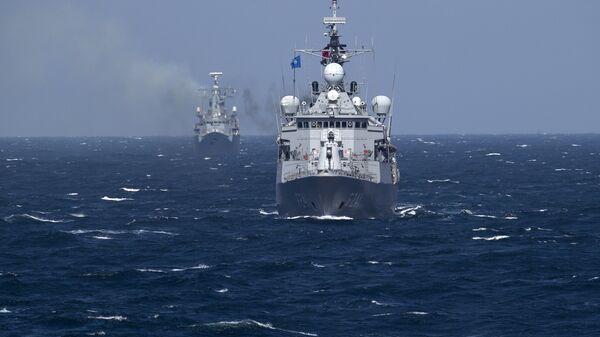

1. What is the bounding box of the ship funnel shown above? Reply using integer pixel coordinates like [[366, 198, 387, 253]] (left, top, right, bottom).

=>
[[324, 63, 344, 85], [371, 96, 392, 116], [281, 96, 300, 115]]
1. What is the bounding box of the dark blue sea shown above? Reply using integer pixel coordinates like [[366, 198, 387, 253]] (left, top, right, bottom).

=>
[[1, 135, 599, 337]]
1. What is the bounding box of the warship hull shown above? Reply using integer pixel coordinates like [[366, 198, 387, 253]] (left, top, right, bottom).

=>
[[276, 175, 397, 219], [194, 132, 240, 156]]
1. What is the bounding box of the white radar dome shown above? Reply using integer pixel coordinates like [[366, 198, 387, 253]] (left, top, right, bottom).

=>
[[327, 90, 340, 101], [280, 96, 300, 115], [352, 97, 362, 106], [371, 96, 392, 116], [323, 63, 345, 85]]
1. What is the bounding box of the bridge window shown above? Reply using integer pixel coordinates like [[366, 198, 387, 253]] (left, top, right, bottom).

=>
[[361, 121, 367, 128], [335, 121, 340, 128], [341, 121, 347, 128]]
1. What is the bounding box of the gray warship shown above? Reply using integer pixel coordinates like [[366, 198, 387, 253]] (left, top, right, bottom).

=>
[[194, 72, 240, 155], [276, 0, 399, 219]]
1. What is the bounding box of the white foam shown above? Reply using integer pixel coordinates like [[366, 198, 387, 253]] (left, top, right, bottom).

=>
[[571, 144, 581, 147], [67, 192, 79, 196], [311, 262, 325, 268], [157, 154, 165, 157], [427, 179, 459, 184], [101, 196, 133, 202], [204, 157, 211, 160], [120, 187, 140, 193], [0, 308, 11, 313], [368, 261, 380, 265], [203, 320, 317, 336], [215, 288, 229, 293], [88, 315, 127, 321], [504, 216, 518, 220], [136, 268, 166, 273], [171, 264, 210, 272], [472, 228, 488, 231], [259, 209, 278, 215], [285, 215, 353, 220], [69, 213, 87, 218], [395, 205, 422, 217], [92, 236, 112, 240], [486, 153, 501, 156], [86, 332, 106, 336], [406, 311, 429, 315], [63, 229, 177, 236], [472, 235, 510, 241], [372, 313, 393, 317], [554, 168, 569, 171], [5, 213, 69, 223], [6, 158, 23, 161], [516, 144, 529, 148]]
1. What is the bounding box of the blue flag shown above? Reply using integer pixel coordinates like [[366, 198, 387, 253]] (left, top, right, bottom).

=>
[[291, 55, 301, 69]]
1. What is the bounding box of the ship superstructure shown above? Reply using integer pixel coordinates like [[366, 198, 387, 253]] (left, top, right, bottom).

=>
[[276, 0, 399, 218], [194, 72, 240, 154]]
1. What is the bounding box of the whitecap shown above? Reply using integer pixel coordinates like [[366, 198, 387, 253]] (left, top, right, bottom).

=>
[[554, 168, 570, 172], [160, 189, 168, 192], [571, 144, 581, 147], [69, 213, 87, 218], [472, 235, 510, 241], [88, 315, 127, 321], [215, 288, 229, 293], [311, 262, 325, 268], [406, 311, 429, 315], [92, 236, 112, 240], [504, 216, 518, 220], [5, 214, 69, 223], [87, 332, 106, 336], [121, 187, 140, 193], [472, 228, 488, 231], [204, 157, 211, 160], [0, 308, 11, 313], [371, 300, 387, 306], [395, 205, 422, 217], [67, 192, 79, 196], [136, 268, 166, 273], [156, 154, 165, 157], [171, 264, 210, 272], [372, 313, 393, 317], [368, 261, 380, 265], [285, 215, 353, 220], [6, 158, 23, 162], [101, 196, 132, 202], [516, 144, 529, 148], [486, 153, 501, 156], [202, 320, 317, 336], [244, 165, 252, 168], [427, 179, 459, 184], [259, 209, 278, 215]]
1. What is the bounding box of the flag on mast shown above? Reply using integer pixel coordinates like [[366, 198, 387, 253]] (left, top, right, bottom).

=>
[[291, 55, 301, 69]]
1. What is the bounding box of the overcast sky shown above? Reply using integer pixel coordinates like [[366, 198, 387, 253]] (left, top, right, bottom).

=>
[[0, 0, 598, 136]]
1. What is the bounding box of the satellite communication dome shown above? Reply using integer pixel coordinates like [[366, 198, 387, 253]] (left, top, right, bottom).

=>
[[327, 90, 340, 101], [371, 96, 392, 115], [323, 63, 345, 85], [280, 96, 300, 115], [352, 97, 362, 106]]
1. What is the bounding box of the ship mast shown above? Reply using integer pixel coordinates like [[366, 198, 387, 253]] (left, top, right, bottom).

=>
[[296, 0, 372, 65]]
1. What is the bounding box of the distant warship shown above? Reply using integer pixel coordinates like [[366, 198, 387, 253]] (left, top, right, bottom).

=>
[[194, 72, 240, 154], [276, 0, 399, 219]]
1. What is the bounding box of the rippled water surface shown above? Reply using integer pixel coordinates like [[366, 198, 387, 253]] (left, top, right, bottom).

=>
[[1, 135, 599, 336]]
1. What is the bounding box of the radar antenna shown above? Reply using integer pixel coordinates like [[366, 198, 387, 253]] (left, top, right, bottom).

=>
[[296, 0, 372, 66]]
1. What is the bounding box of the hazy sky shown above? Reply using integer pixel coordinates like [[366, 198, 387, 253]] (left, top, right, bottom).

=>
[[0, 0, 598, 136]]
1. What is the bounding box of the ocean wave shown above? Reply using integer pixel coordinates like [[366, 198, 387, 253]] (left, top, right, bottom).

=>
[[427, 179, 460, 184], [215, 288, 229, 293], [92, 236, 112, 240], [201, 319, 317, 336], [472, 227, 488, 231], [87, 315, 127, 321], [258, 209, 278, 215], [67, 192, 79, 196], [63, 229, 178, 236], [472, 235, 510, 241], [516, 144, 529, 148], [406, 311, 429, 315], [136, 268, 166, 273], [486, 152, 501, 156], [285, 215, 353, 221], [120, 187, 140, 192], [395, 205, 423, 218], [3, 213, 70, 224], [69, 213, 87, 218], [0, 308, 11, 313], [311, 262, 325, 268], [171, 264, 210, 272], [101, 196, 133, 202], [5, 158, 23, 162]]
